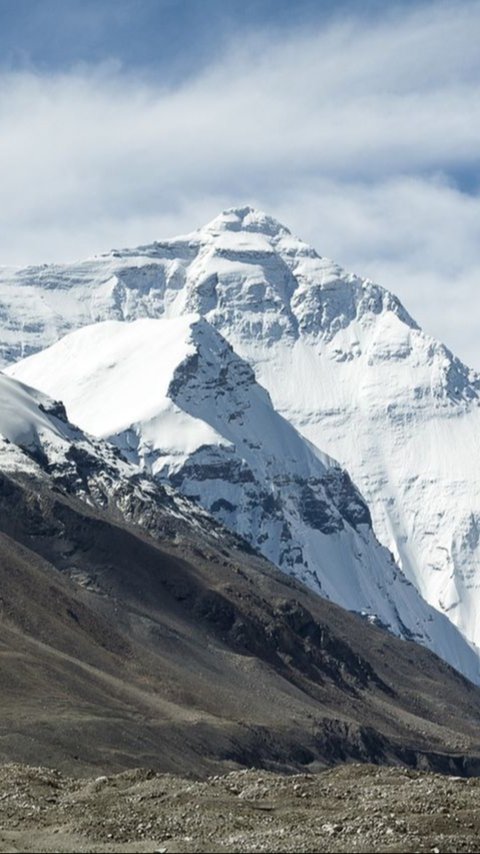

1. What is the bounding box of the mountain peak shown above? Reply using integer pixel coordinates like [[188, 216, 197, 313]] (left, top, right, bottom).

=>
[[201, 206, 291, 238]]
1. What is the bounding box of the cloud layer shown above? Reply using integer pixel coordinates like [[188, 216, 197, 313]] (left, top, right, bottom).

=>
[[1, 1, 479, 366]]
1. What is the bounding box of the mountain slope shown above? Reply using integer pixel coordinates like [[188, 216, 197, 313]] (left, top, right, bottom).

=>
[[6, 317, 480, 684], [0, 370, 248, 563], [3, 436, 480, 777], [2, 206, 480, 653], [3, 306, 480, 778]]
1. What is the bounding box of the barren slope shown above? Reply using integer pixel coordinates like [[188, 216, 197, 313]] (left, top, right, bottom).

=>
[[1, 467, 480, 778]]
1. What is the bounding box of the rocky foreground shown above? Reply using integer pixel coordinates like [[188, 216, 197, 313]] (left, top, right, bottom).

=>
[[1, 763, 479, 853]]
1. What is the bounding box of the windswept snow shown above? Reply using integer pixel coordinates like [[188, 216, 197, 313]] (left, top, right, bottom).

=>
[[13, 314, 227, 467], [0, 373, 69, 449]]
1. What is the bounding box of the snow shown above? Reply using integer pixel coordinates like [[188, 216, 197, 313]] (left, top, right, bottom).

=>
[[238, 310, 480, 651], [3, 204, 480, 679], [0, 363, 229, 572], [0, 372, 71, 448], [5, 315, 230, 473], [7, 312, 480, 684]]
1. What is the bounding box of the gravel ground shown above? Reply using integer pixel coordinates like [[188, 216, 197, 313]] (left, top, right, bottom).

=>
[[0, 762, 479, 853]]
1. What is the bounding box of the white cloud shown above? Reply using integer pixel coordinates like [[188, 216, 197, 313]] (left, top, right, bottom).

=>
[[0, 1, 479, 365]]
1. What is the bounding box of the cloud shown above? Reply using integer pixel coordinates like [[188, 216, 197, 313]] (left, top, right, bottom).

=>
[[0, 1, 479, 365]]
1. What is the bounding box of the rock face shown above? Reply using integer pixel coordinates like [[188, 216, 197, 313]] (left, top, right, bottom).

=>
[[2, 204, 480, 657], [5, 320, 480, 683]]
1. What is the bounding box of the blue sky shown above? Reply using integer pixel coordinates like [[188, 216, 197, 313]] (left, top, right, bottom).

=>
[[0, 0, 479, 366], [0, 0, 421, 76]]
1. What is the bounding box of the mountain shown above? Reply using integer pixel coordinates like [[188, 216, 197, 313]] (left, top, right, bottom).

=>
[[2, 205, 480, 653], [0, 370, 225, 543], [2, 373, 480, 776], [6, 316, 480, 684]]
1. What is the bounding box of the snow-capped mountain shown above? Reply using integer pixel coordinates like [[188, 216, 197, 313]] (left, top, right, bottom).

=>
[[6, 314, 480, 682], [2, 205, 480, 657], [0, 369, 235, 560]]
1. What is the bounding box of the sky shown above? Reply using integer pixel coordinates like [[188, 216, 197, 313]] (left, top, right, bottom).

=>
[[0, 0, 479, 367]]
